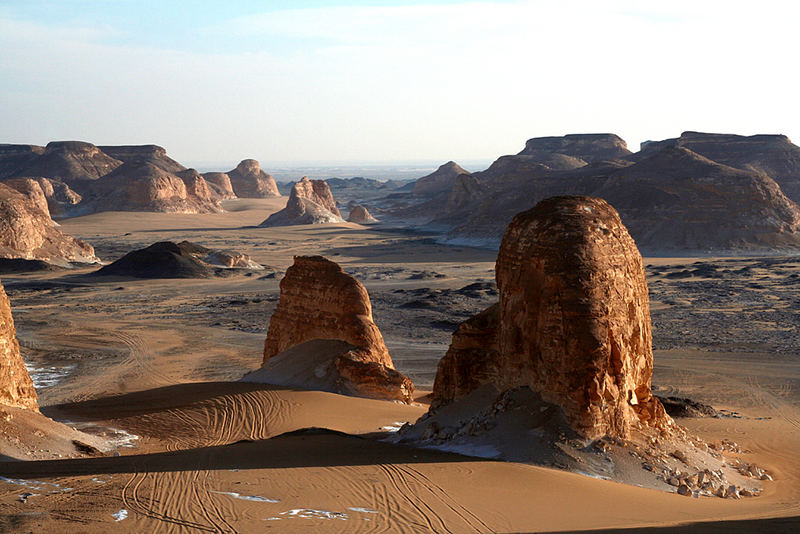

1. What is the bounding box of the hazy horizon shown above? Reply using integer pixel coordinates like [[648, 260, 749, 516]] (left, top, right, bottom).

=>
[[2, 1, 797, 165]]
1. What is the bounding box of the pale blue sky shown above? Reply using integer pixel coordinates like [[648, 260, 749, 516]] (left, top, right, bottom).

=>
[[1, 1, 798, 167]]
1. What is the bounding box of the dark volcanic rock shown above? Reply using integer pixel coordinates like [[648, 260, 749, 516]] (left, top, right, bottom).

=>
[[95, 241, 213, 279]]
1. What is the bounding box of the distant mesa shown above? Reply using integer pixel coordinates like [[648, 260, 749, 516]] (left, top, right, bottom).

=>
[[347, 204, 378, 224], [636, 131, 800, 204], [428, 132, 800, 252], [94, 241, 263, 279], [226, 159, 280, 198], [412, 161, 471, 197], [245, 255, 413, 403], [12, 141, 122, 185], [432, 197, 669, 438], [260, 177, 344, 226], [98, 144, 185, 174], [519, 133, 632, 163], [0, 182, 99, 267]]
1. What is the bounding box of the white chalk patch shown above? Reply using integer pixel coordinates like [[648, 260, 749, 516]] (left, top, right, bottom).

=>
[[280, 509, 349, 520], [211, 491, 280, 503], [64, 422, 139, 449], [347, 507, 379, 514], [264, 517, 282, 521], [0, 476, 71, 493], [24, 363, 76, 389], [112, 509, 128, 522], [381, 421, 408, 432]]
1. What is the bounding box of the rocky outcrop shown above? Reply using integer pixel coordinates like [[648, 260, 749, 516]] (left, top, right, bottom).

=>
[[226, 159, 280, 198], [95, 241, 262, 279], [264, 256, 391, 365], [258, 256, 412, 402], [260, 177, 344, 226], [202, 172, 237, 200], [433, 196, 670, 439], [519, 133, 632, 163], [32, 177, 82, 217], [3, 178, 50, 217], [0, 278, 39, 411], [413, 161, 471, 196], [0, 183, 98, 265], [347, 204, 378, 224], [85, 162, 222, 214]]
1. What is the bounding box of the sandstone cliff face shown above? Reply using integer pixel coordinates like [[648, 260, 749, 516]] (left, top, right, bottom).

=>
[[264, 256, 391, 366], [260, 177, 344, 226], [347, 204, 378, 224], [86, 163, 222, 214], [413, 161, 470, 196], [0, 278, 39, 411], [31, 177, 82, 217], [202, 172, 237, 200], [226, 159, 280, 198], [0, 183, 98, 265], [433, 196, 669, 439]]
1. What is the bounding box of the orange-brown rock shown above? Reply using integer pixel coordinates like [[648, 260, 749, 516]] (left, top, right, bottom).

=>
[[226, 159, 280, 198], [258, 256, 412, 402], [0, 183, 98, 265], [433, 196, 669, 439], [260, 177, 344, 226], [347, 204, 378, 224], [0, 278, 38, 411], [264, 256, 391, 366]]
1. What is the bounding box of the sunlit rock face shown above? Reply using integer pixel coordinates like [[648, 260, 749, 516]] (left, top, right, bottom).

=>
[[259, 177, 344, 226], [434, 196, 669, 439], [0, 278, 38, 411], [260, 255, 413, 403], [226, 159, 280, 198]]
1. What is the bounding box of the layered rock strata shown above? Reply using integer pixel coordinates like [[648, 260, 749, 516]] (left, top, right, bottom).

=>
[[260, 177, 344, 226], [0, 278, 38, 411]]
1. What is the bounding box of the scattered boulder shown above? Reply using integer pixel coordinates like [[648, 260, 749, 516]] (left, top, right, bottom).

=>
[[256, 256, 412, 402], [347, 204, 378, 224], [226, 159, 280, 198], [0, 277, 38, 411], [260, 177, 344, 226], [94, 241, 261, 279], [433, 196, 670, 439], [657, 396, 719, 418], [0, 183, 98, 265]]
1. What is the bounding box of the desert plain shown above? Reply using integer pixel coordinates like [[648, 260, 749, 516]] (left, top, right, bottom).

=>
[[0, 197, 797, 533]]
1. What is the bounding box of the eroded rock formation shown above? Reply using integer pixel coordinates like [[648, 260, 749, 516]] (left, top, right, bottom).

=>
[[433, 196, 669, 439], [202, 172, 237, 200], [260, 177, 344, 226], [258, 256, 412, 402], [3, 178, 50, 217], [226, 159, 280, 198], [0, 278, 38, 411], [347, 204, 378, 224], [413, 161, 471, 196], [0, 183, 98, 265]]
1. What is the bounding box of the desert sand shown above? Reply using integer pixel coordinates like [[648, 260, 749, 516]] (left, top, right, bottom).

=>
[[1, 198, 799, 532]]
